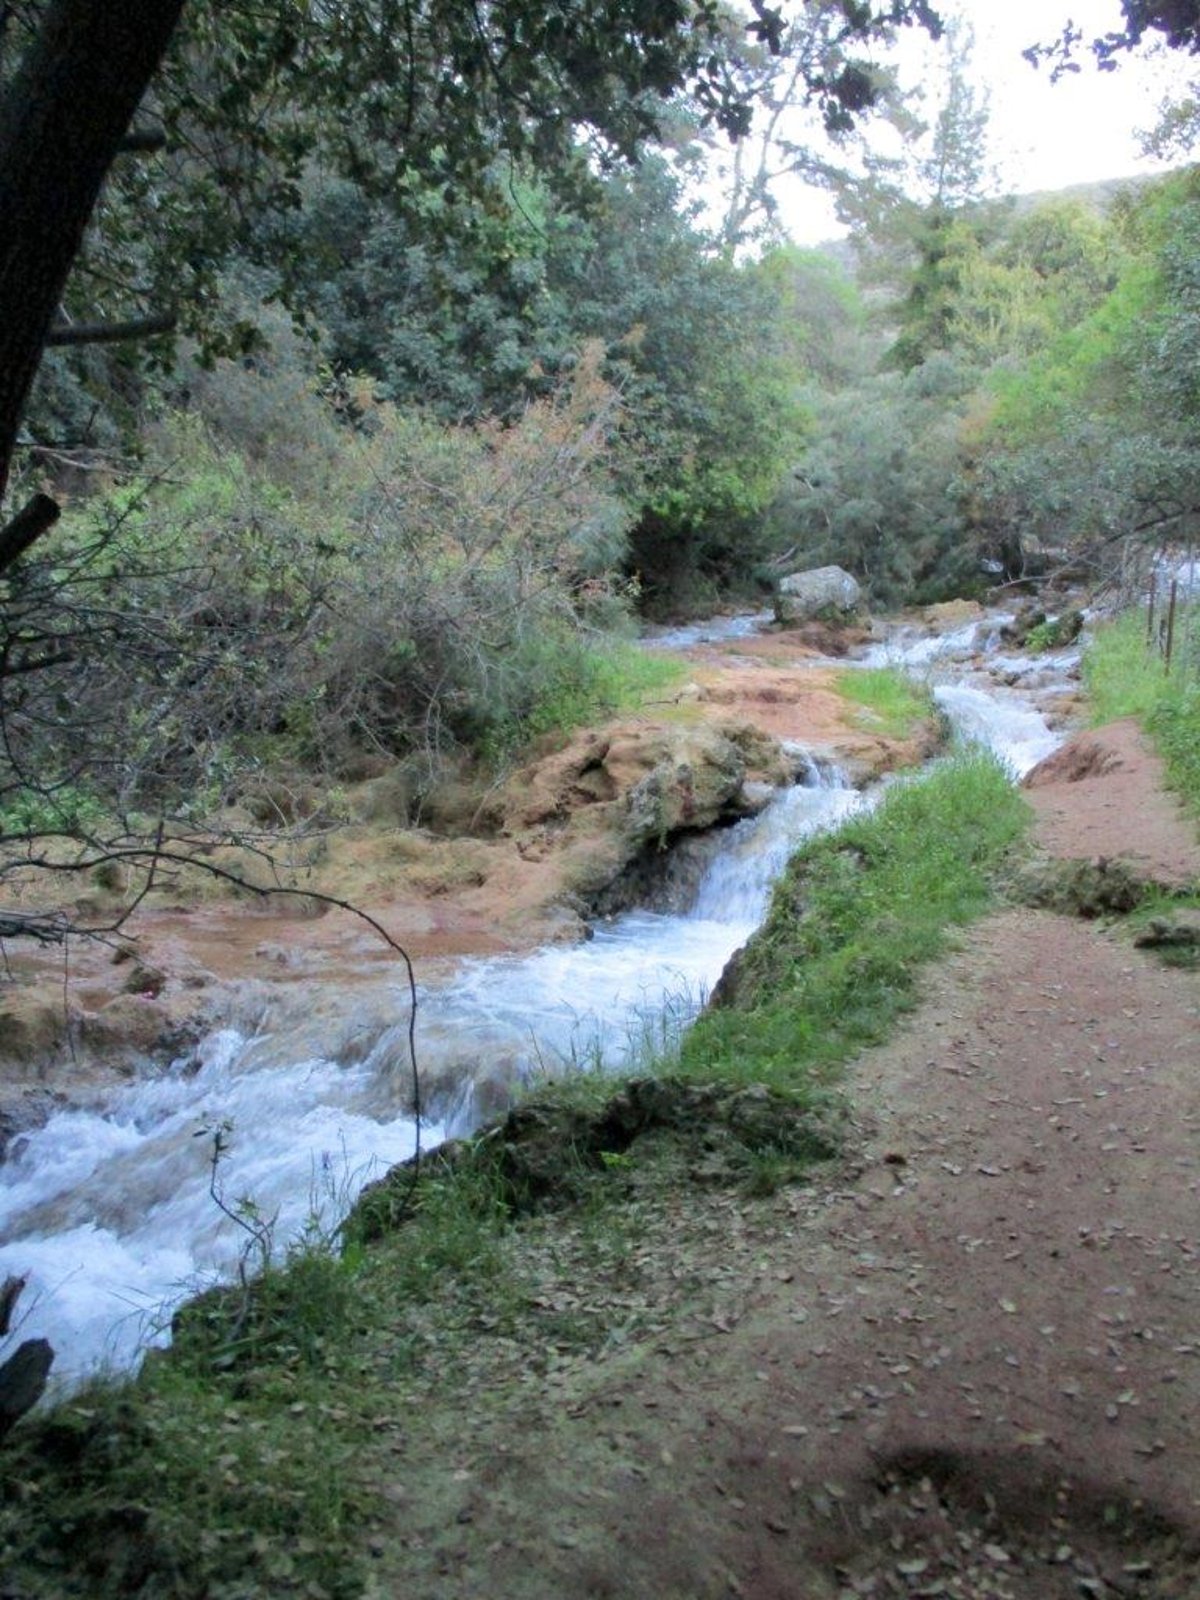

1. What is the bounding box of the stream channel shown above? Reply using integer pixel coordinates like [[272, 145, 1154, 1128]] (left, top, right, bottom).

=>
[[0, 614, 1080, 1386]]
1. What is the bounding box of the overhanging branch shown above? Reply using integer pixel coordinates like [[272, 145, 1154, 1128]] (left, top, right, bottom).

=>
[[46, 312, 176, 348], [0, 493, 60, 576]]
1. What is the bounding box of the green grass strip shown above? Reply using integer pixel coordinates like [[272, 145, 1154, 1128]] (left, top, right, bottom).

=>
[[680, 751, 1029, 1089], [0, 752, 1029, 1600], [1084, 608, 1200, 821]]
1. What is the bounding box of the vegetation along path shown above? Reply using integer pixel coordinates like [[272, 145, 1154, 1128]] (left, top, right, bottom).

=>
[[2, 647, 1198, 1600], [362, 723, 1200, 1600]]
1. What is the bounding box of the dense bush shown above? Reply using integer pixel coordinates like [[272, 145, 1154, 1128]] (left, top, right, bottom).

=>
[[0, 346, 643, 839]]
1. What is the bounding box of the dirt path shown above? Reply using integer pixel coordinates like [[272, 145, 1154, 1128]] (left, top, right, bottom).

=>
[[374, 725, 1200, 1600]]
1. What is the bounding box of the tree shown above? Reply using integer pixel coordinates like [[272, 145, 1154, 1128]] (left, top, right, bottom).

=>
[[0, 1, 187, 566], [0, 0, 949, 581], [1028, 1, 1200, 76], [695, 13, 917, 252]]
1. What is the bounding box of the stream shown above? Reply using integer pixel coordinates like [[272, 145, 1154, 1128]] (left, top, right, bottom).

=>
[[0, 612, 1078, 1385]]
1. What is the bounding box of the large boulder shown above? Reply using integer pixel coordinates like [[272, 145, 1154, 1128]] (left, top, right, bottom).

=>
[[774, 565, 863, 625]]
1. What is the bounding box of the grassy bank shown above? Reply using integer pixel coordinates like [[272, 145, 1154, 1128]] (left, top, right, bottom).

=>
[[835, 666, 939, 740], [0, 753, 1029, 1599], [1084, 607, 1200, 819], [682, 752, 1028, 1091]]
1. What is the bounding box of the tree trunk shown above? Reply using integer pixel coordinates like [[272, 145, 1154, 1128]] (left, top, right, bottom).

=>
[[0, 0, 187, 519]]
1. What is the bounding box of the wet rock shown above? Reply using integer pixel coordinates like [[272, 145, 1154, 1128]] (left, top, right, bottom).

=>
[[0, 1088, 68, 1161], [923, 598, 984, 631], [774, 565, 863, 625], [776, 619, 873, 656], [76, 995, 200, 1073], [587, 831, 726, 918], [1001, 606, 1084, 651], [0, 991, 71, 1077], [621, 732, 745, 845], [0, 1335, 53, 1439], [1024, 735, 1124, 787]]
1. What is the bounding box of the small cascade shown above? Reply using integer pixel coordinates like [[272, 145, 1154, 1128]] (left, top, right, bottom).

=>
[[417, 762, 863, 1090], [642, 610, 774, 651], [861, 609, 1069, 778], [0, 1028, 438, 1382], [860, 615, 1011, 669], [689, 760, 859, 927], [0, 603, 1085, 1387], [0, 760, 860, 1384], [934, 683, 1062, 779]]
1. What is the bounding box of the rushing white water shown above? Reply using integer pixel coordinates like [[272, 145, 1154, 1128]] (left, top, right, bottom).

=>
[[862, 614, 1067, 779], [0, 762, 860, 1385], [643, 610, 775, 650], [860, 615, 1009, 669], [0, 604, 1077, 1387], [0, 1028, 442, 1382], [419, 767, 863, 1124], [933, 684, 1061, 779]]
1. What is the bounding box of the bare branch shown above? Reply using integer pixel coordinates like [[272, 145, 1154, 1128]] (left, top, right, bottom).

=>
[[46, 313, 176, 348]]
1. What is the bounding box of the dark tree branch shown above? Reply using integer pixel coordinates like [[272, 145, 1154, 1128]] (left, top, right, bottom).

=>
[[116, 123, 167, 154], [0, 494, 60, 577], [46, 313, 177, 348], [0, 0, 187, 502]]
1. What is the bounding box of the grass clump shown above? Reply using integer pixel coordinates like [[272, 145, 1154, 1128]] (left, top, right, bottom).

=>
[[1084, 608, 1200, 819], [0, 1244, 379, 1599], [481, 636, 685, 761], [682, 752, 1029, 1089], [835, 666, 938, 740]]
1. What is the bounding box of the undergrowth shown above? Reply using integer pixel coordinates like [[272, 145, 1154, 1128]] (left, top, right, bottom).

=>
[[480, 637, 685, 762], [1084, 607, 1200, 819], [0, 751, 1029, 1599]]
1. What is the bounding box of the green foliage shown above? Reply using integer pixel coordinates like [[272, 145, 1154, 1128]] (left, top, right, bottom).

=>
[[835, 667, 937, 739], [256, 155, 810, 618], [1084, 611, 1172, 722], [1085, 607, 1200, 818], [767, 350, 981, 606], [969, 173, 1200, 573], [0, 783, 110, 843], [682, 753, 1029, 1086], [5, 0, 941, 480], [2, 345, 645, 839], [479, 637, 684, 761]]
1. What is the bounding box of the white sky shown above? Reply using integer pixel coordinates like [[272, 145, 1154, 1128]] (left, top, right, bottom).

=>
[[779, 0, 1195, 243]]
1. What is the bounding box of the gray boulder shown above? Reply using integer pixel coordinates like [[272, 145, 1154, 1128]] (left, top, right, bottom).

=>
[[774, 564, 862, 624]]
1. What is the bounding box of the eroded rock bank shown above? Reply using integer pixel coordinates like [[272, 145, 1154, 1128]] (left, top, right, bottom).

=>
[[0, 631, 941, 1131]]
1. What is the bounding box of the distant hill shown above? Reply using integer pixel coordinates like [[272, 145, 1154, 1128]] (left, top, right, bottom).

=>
[[1007, 172, 1160, 214], [804, 170, 1172, 271]]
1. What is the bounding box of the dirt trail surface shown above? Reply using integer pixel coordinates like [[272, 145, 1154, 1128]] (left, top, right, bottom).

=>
[[376, 726, 1200, 1600]]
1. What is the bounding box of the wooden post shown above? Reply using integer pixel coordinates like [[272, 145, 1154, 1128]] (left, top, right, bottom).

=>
[[1146, 568, 1157, 647], [1164, 579, 1179, 673]]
